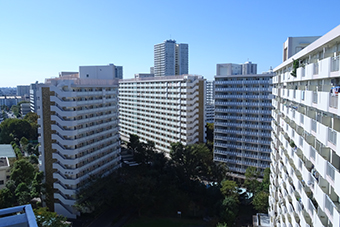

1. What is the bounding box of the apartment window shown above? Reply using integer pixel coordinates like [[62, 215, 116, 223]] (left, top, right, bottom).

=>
[[292, 110, 295, 119], [310, 147, 316, 162], [328, 128, 337, 145], [327, 162, 335, 181], [311, 120, 317, 132], [299, 136, 303, 147], [300, 114, 304, 124], [301, 90, 305, 100]]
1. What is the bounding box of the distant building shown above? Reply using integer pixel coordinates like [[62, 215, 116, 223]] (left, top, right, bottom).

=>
[[37, 66, 121, 218], [214, 62, 273, 177], [79, 64, 123, 79], [154, 40, 188, 77], [205, 80, 215, 123], [30, 81, 39, 113], [134, 73, 154, 79], [0, 96, 24, 108], [119, 75, 206, 154], [216, 61, 257, 76], [20, 102, 31, 117], [0, 145, 16, 189], [17, 85, 30, 97]]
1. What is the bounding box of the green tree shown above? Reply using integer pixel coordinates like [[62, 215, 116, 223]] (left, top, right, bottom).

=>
[[206, 122, 214, 143], [260, 168, 270, 192], [220, 196, 239, 226], [24, 112, 38, 124], [10, 159, 36, 186], [15, 182, 31, 205], [0, 187, 15, 208], [252, 191, 269, 213], [0, 118, 37, 143], [220, 180, 238, 199], [244, 166, 260, 194], [34, 207, 70, 227], [127, 134, 141, 152]]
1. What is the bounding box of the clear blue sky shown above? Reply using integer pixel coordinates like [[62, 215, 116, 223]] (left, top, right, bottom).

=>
[[1, 0, 339, 87]]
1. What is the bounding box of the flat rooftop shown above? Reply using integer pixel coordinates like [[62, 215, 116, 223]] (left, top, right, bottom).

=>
[[0, 145, 16, 158]]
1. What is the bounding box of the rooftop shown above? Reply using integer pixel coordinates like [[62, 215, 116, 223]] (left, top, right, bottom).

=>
[[0, 145, 16, 158]]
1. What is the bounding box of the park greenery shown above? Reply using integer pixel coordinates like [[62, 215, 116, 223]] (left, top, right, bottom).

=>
[[76, 134, 270, 226], [0, 112, 69, 226]]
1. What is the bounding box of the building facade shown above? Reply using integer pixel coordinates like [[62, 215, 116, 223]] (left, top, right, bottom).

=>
[[30, 81, 39, 113], [119, 75, 205, 154], [37, 67, 121, 218], [154, 40, 188, 77], [205, 80, 215, 123], [17, 85, 30, 97], [270, 25, 340, 226], [214, 62, 273, 177]]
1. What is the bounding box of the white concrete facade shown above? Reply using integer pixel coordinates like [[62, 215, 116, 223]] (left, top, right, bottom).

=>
[[205, 80, 215, 123], [214, 70, 273, 176], [37, 68, 121, 218], [119, 75, 206, 154], [270, 25, 340, 227]]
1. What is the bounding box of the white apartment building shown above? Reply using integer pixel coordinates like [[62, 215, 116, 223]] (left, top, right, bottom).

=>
[[214, 63, 273, 177], [154, 40, 188, 77], [37, 66, 121, 218], [270, 25, 340, 227], [119, 75, 205, 153], [205, 80, 215, 123]]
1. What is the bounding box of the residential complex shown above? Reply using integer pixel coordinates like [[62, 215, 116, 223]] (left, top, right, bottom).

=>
[[119, 74, 206, 154], [17, 85, 30, 97], [154, 40, 188, 77], [37, 65, 121, 218], [205, 80, 215, 123], [214, 62, 273, 177], [270, 25, 340, 226]]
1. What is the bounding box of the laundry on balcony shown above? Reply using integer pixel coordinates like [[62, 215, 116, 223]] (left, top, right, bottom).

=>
[[330, 86, 340, 96]]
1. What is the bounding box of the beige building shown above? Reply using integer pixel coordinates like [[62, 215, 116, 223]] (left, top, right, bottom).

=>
[[37, 66, 121, 218]]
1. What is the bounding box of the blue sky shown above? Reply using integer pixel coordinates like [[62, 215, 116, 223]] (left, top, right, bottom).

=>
[[1, 0, 339, 87]]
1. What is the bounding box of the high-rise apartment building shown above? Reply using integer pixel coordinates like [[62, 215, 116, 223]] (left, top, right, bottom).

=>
[[119, 75, 205, 154], [37, 66, 121, 218], [154, 40, 188, 77], [270, 25, 340, 227], [17, 85, 30, 97], [216, 61, 257, 76], [205, 80, 215, 123], [214, 62, 273, 177], [30, 81, 39, 113]]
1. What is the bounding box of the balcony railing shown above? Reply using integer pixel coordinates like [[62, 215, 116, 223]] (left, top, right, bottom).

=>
[[328, 128, 337, 145], [331, 56, 339, 72], [329, 94, 338, 109], [313, 62, 319, 75], [311, 120, 317, 132], [312, 91, 318, 104]]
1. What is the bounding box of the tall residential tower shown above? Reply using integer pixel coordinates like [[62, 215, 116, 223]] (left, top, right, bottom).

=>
[[214, 62, 273, 177], [37, 65, 121, 218], [154, 40, 188, 77]]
